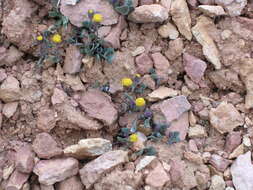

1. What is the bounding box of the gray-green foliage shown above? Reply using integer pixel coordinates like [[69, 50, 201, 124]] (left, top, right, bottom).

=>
[[108, 0, 134, 15]]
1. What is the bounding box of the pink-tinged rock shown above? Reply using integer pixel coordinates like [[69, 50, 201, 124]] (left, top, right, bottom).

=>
[[145, 162, 170, 188], [6, 169, 29, 190], [199, 0, 215, 4], [2, 0, 35, 52], [51, 88, 67, 105], [231, 151, 253, 190], [32, 133, 62, 159], [79, 89, 118, 126], [183, 53, 207, 84], [56, 176, 83, 190], [128, 4, 168, 23], [15, 145, 34, 174], [33, 158, 79, 185], [40, 184, 54, 190], [187, 0, 198, 7], [79, 150, 128, 189], [2, 102, 18, 118], [60, 0, 118, 27], [225, 132, 242, 153], [135, 53, 153, 75], [0, 69, 7, 82], [63, 45, 82, 74], [188, 139, 199, 152], [166, 112, 189, 141], [209, 102, 244, 134], [141, 75, 156, 90], [184, 151, 203, 164], [140, 0, 154, 5], [104, 16, 127, 49], [165, 38, 184, 61], [37, 108, 56, 132], [169, 160, 184, 186], [151, 52, 170, 83], [215, 0, 247, 16], [209, 154, 231, 172], [0, 76, 21, 103], [0, 46, 24, 66]]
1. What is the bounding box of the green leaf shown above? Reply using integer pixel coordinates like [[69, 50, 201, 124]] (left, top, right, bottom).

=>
[[168, 131, 181, 145]]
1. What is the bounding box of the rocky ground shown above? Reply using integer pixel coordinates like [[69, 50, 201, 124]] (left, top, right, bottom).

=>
[[0, 0, 253, 189]]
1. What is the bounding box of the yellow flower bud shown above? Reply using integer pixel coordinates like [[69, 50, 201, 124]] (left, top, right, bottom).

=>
[[92, 13, 103, 23], [37, 35, 43, 41], [88, 9, 94, 14], [135, 97, 146, 107], [51, 34, 62, 43], [121, 78, 133, 87], [135, 74, 141, 78], [129, 133, 138, 143]]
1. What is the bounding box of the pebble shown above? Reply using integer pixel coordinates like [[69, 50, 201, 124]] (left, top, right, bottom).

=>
[[158, 22, 179, 39], [229, 144, 244, 159], [221, 30, 232, 40], [147, 86, 178, 102], [0, 76, 21, 103], [210, 175, 225, 190], [131, 46, 145, 57], [243, 135, 251, 147], [198, 5, 226, 17], [2, 102, 18, 118], [188, 125, 206, 138], [135, 156, 156, 173]]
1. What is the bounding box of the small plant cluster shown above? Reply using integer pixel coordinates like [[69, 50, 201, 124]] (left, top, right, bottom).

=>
[[117, 75, 181, 156], [68, 10, 115, 64], [108, 0, 134, 16]]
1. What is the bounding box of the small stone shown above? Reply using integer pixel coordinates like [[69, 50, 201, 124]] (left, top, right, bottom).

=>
[[231, 151, 253, 190], [189, 111, 197, 126], [243, 136, 251, 147], [79, 150, 128, 189], [64, 75, 85, 91], [40, 185, 54, 190], [135, 53, 154, 75], [225, 132, 242, 153], [151, 52, 170, 83], [34, 158, 79, 185], [229, 144, 244, 159], [221, 30, 232, 40], [56, 176, 83, 190], [141, 75, 156, 90], [165, 38, 184, 61], [51, 88, 67, 105], [2, 102, 18, 118], [0, 69, 7, 82], [3, 164, 15, 180], [37, 108, 56, 132], [188, 125, 206, 138], [64, 138, 112, 159], [183, 53, 207, 84], [65, 0, 79, 5], [198, 5, 226, 17], [132, 132, 147, 151], [171, 0, 192, 40], [131, 46, 145, 57], [128, 5, 169, 23], [210, 175, 225, 190], [158, 22, 179, 39], [209, 102, 244, 134], [145, 162, 170, 188], [32, 133, 62, 159], [79, 89, 118, 126], [192, 16, 221, 69], [16, 145, 34, 174], [0, 76, 21, 103], [188, 139, 199, 152], [209, 154, 231, 172], [135, 156, 156, 173], [215, 0, 247, 16], [6, 169, 29, 190], [148, 86, 178, 102], [63, 45, 82, 74], [184, 151, 203, 164], [97, 26, 111, 38]]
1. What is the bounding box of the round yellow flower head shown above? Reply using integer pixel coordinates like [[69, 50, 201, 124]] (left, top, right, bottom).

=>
[[92, 13, 103, 23], [88, 9, 94, 14], [37, 35, 43, 41], [51, 34, 62, 43], [121, 78, 133, 87], [135, 97, 146, 107], [129, 133, 138, 143], [135, 74, 141, 78]]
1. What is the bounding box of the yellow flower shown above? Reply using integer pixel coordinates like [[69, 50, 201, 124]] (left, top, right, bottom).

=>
[[92, 13, 103, 23], [88, 9, 94, 14], [37, 35, 43, 41], [135, 74, 141, 78], [135, 97, 146, 107], [51, 34, 62, 43], [129, 133, 138, 143], [121, 78, 133, 87]]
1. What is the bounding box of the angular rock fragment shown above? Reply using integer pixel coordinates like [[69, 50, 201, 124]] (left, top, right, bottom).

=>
[[6, 169, 29, 190], [158, 22, 179, 39], [34, 158, 79, 185], [37, 108, 56, 132], [135, 53, 154, 75], [215, 0, 247, 16], [79, 150, 128, 189], [56, 176, 83, 190], [198, 5, 226, 17], [63, 45, 82, 74], [209, 154, 231, 172], [128, 5, 168, 23], [0, 76, 21, 103], [16, 145, 34, 174], [64, 138, 112, 159], [2, 102, 18, 118], [148, 86, 178, 102]]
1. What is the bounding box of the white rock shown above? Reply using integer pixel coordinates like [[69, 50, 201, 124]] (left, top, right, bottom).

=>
[[131, 46, 145, 57], [198, 5, 226, 17], [158, 22, 179, 39], [210, 175, 225, 190], [243, 136, 251, 147], [148, 86, 178, 102], [188, 125, 206, 138], [135, 156, 156, 173], [231, 151, 253, 190], [2, 102, 18, 118], [65, 0, 79, 5]]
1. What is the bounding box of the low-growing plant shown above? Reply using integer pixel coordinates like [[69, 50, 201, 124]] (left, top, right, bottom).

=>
[[108, 0, 134, 15]]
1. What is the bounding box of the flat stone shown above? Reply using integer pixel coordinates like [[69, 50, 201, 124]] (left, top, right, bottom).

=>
[[2, 102, 18, 118], [128, 4, 168, 23], [32, 133, 62, 159], [135, 156, 156, 173], [231, 152, 253, 190], [148, 86, 178, 102], [6, 169, 29, 190], [171, 0, 192, 40], [225, 132, 242, 153], [37, 108, 56, 132], [79, 150, 128, 189], [64, 138, 112, 159], [60, 0, 118, 27], [33, 158, 79, 185], [229, 144, 244, 159], [56, 176, 83, 190], [164, 38, 184, 61], [79, 89, 118, 126], [135, 53, 154, 75], [184, 151, 203, 164], [151, 52, 170, 83], [198, 5, 226, 17], [209, 154, 231, 172], [192, 16, 221, 69], [15, 145, 34, 174], [131, 46, 145, 57], [209, 102, 244, 134], [63, 45, 82, 74]]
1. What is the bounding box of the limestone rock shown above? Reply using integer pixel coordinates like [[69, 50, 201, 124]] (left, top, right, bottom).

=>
[[64, 138, 112, 159], [128, 4, 168, 23], [198, 5, 226, 17], [171, 0, 192, 40]]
